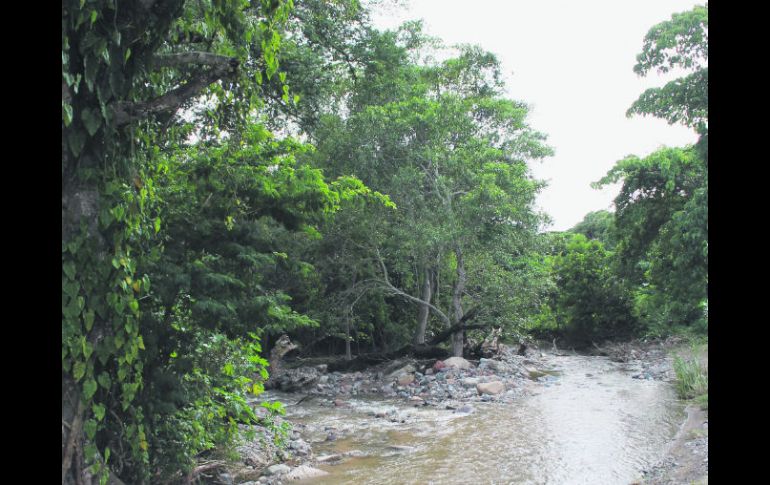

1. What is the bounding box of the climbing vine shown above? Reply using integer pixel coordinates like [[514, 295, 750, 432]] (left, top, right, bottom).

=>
[[62, 0, 296, 482]]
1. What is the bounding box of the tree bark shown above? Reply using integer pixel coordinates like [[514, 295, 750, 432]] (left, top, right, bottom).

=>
[[62, 396, 86, 484], [426, 307, 482, 346], [451, 245, 466, 357], [344, 312, 352, 361], [112, 59, 238, 126], [412, 266, 433, 345]]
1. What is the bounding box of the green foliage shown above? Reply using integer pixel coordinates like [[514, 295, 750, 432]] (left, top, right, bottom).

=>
[[570, 210, 616, 250], [628, 4, 708, 134], [673, 349, 708, 401], [62, 0, 303, 482], [545, 234, 638, 345], [299, 27, 552, 349], [144, 332, 280, 480], [593, 4, 708, 336]]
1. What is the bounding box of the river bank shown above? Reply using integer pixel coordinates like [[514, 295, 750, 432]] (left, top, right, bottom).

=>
[[591, 337, 708, 485], [209, 338, 706, 484]]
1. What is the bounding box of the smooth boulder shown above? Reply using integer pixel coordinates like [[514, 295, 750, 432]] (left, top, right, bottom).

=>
[[285, 465, 329, 480], [442, 357, 473, 370], [476, 381, 505, 395]]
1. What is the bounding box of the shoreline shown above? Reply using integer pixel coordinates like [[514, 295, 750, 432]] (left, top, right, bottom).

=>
[[219, 338, 708, 484]]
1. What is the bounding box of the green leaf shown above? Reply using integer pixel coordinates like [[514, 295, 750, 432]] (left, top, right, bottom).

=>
[[83, 378, 98, 400], [68, 130, 86, 157], [93, 403, 106, 421], [81, 107, 102, 136], [84, 418, 97, 440], [63, 261, 77, 280], [84, 310, 95, 331], [64, 281, 79, 299], [63, 103, 73, 126], [73, 361, 86, 381], [154, 216, 161, 234], [97, 372, 112, 389], [83, 340, 94, 359]]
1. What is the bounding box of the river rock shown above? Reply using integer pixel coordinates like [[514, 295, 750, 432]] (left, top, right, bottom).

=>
[[381, 383, 396, 396], [479, 358, 508, 372], [274, 367, 322, 392], [237, 441, 274, 468], [461, 377, 480, 387], [456, 404, 475, 414], [443, 357, 473, 370], [288, 438, 312, 457], [285, 465, 329, 480], [264, 464, 291, 476], [317, 454, 342, 463], [476, 381, 505, 395], [397, 373, 416, 386], [386, 363, 416, 379]]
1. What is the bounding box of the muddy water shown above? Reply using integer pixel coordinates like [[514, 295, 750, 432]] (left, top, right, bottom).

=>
[[276, 354, 683, 485]]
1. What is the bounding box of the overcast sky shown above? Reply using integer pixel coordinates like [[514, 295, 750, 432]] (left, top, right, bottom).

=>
[[370, 0, 701, 231]]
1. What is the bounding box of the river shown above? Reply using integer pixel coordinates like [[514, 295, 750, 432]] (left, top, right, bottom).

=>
[[265, 353, 683, 485]]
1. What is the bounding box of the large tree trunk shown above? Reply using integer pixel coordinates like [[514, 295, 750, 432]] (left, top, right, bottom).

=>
[[451, 246, 466, 357], [62, 144, 112, 484], [412, 266, 434, 345], [62, 171, 101, 485]]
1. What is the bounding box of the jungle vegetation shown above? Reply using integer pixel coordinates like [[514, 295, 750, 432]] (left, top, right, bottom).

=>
[[62, 1, 707, 483]]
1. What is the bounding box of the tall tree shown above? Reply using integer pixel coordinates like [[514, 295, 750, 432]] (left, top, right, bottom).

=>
[[595, 4, 708, 331], [306, 26, 551, 355], [60, 1, 330, 482]]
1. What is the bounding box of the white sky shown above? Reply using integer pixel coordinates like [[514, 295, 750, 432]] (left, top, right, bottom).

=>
[[370, 0, 701, 231]]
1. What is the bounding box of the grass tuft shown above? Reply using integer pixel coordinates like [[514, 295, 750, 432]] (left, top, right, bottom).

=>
[[672, 344, 708, 408]]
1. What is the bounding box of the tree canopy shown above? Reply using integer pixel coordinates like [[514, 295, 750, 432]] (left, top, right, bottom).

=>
[[62, 2, 707, 483]]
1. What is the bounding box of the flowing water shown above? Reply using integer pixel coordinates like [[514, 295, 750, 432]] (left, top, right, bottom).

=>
[[270, 354, 683, 485]]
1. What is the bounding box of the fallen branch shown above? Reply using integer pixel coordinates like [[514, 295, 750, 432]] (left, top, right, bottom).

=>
[[426, 306, 483, 346]]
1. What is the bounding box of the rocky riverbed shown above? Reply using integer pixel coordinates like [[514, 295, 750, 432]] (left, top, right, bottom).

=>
[[207, 339, 707, 485]]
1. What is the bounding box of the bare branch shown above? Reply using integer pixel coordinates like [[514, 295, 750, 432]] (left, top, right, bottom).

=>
[[427, 307, 484, 345], [374, 249, 451, 324], [112, 60, 238, 126], [153, 51, 237, 69]]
